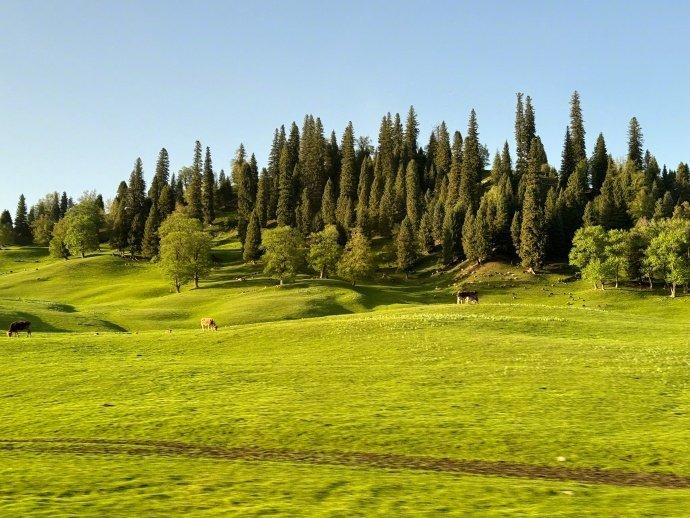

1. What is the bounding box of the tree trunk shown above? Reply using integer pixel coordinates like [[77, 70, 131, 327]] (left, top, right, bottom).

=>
[[279, 278, 284, 286], [648, 277, 653, 289], [175, 281, 180, 293], [194, 275, 199, 289], [320, 268, 325, 279], [670, 283, 676, 298]]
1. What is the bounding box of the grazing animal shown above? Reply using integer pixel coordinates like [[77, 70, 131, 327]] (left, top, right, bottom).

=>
[[456, 291, 479, 304], [7, 320, 31, 337], [200, 317, 218, 331]]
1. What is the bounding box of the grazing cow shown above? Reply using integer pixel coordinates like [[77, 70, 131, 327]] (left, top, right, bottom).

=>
[[7, 320, 31, 337], [456, 291, 479, 304], [200, 317, 218, 331]]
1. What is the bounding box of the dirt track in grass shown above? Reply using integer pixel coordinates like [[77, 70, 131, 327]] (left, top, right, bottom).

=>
[[2, 438, 689, 489]]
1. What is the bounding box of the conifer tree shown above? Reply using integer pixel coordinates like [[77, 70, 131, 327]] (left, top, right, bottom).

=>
[[418, 210, 434, 254], [13, 194, 31, 244], [255, 171, 269, 227], [297, 188, 312, 235], [405, 159, 421, 225], [277, 151, 295, 227], [243, 210, 262, 263], [158, 184, 174, 221], [589, 133, 608, 194], [396, 216, 418, 275], [434, 122, 452, 178], [110, 181, 129, 254], [446, 131, 463, 207], [142, 203, 161, 258], [510, 210, 521, 255], [355, 159, 372, 232], [321, 178, 336, 227], [569, 91, 586, 163], [60, 191, 68, 217], [126, 158, 147, 256], [187, 141, 204, 220], [336, 122, 357, 228], [442, 204, 464, 264], [202, 146, 215, 224], [560, 126, 576, 189], [627, 117, 644, 169], [459, 110, 482, 211], [149, 148, 170, 203], [404, 106, 419, 164], [519, 183, 546, 272], [461, 210, 477, 263]]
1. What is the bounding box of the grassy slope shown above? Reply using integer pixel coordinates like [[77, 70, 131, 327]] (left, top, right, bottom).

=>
[[1, 240, 690, 515]]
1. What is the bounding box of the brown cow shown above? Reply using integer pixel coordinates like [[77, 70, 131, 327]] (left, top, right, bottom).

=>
[[456, 291, 479, 304], [7, 320, 32, 337], [200, 317, 218, 331]]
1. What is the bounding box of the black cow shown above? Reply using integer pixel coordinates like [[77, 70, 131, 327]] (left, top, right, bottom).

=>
[[7, 320, 32, 337], [456, 291, 479, 304]]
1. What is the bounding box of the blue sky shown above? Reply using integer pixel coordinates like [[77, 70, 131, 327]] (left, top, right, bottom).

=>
[[1, 0, 689, 213]]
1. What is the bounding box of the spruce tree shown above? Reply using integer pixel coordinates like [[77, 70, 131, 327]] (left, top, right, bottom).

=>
[[405, 159, 421, 225], [510, 210, 521, 255], [187, 141, 204, 220], [627, 117, 644, 169], [336, 122, 357, 228], [321, 178, 336, 226], [13, 194, 31, 244], [434, 122, 452, 178], [60, 192, 68, 217], [446, 131, 463, 207], [277, 149, 295, 227], [519, 182, 546, 272], [461, 210, 476, 263], [149, 148, 170, 203], [404, 106, 419, 164], [202, 146, 215, 224], [355, 159, 372, 232], [569, 91, 586, 163], [589, 133, 608, 194], [560, 126, 576, 189], [418, 210, 434, 254], [110, 181, 129, 254], [459, 110, 482, 212], [142, 203, 160, 258], [255, 171, 269, 227], [243, 210, 262, 262], [396, 216, 418, 275], [442, 204, 464, 264], [127, 158, 147, 256], [297, 188, 312, 235]]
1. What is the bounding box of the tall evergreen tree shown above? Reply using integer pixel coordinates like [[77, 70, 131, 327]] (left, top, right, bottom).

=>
[[519, 182, 546, 271], [446, 131, 463, 207], [589, 133, 608, 194], [255, 170, 269, 227], [569, 91, 586, 163], [277, 150, 296, 227], [60, 191, 68, 217], [459, 110, 483, 211], [321, 178, 336, 227], [243, 210, 262, 262], [202, 146, 215, 224], [627, 117, 644, 169], [13, 194, 31, 244], [404, 106, 419, 164], [186, 141, 204, 220], [560, 126, 576, 189], [336, 122, 357, 228], [149, 148, 170, 203], [142, 203, 161, 258], [127, 158, 147, 256], [396, 216, 418, 275], [405, 159, 422, 225]]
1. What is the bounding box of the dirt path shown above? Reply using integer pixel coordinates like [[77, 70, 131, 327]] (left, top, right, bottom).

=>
[[1, 438, 689, 489]]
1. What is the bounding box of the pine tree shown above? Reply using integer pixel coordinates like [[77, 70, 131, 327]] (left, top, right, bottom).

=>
[[158, 184, 174, 220], [255, 171, 269, 227], [434, 122, 452, 178], [569, 91, 586, 163], [396, 216, 418, 275], [589, 133, 608, 194], [461, 210, 476, 263], [560, 126, 576, 189], [418, 210, 434, 254], [149, 148, 170, 203], [510, 210, 521, 255], [13, 194, 31, 244], [243, 210, 262, 262], [405, 159, 421, 225], [142, 203, 161, 258], [127, 158, 147, 256], [277, 149, 295, 227], [459, 110, 482, 211], [60, 192, 68, 217], [297, 188, 312, 235], [627, 117, 644, 169], [519, 182, 546, 272], [355, 159, 372, 232], [110, 181, 129, 254], [187, 141, 204, 220], [336, 122, 357, 228], [202, 146, 215, 224], [442, 204, 464, 264], [446, 131, 463, 207], [404, 106, 419, 164], [321, 178, 336, 227]]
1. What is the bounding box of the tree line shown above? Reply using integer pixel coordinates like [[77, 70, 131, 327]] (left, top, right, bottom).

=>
[[4, 92, 690, 294]]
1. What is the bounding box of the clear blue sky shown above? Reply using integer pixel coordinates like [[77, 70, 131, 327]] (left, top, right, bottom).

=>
[[1, 0, 689, 213]]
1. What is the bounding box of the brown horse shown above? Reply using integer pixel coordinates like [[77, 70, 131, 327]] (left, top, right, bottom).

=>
[[200, 317, 218, 331], [7, 320, 32, 337]]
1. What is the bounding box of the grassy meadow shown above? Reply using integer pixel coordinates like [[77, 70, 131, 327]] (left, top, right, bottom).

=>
[[1, 236, 690, 515]]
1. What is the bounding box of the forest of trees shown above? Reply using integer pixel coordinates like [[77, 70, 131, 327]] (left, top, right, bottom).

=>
[[4, 92, 690, 294]]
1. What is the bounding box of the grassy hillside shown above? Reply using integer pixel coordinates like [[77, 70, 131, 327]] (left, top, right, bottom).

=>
[[1, 239, 690, 515]]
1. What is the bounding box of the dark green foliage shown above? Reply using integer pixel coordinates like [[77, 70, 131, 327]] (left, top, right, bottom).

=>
[[519, 182, 546, 271], [396, 216, 418, 274], [216, 169, 233, 212], [60, 192, 68, 217], [187, 141, 204, 221], [127, 158, 147, 256], [13, 194, 32, 244], [418, 210, 434, 254], [243, 210, 262, 262], [405, 160, 421, 225], [569, 91, 586, 163], [459, 110, 482, 212], [442, 204, 464, 264], [142, 203, 161, 258], [560, 126, 576, 189], [589, 133, 608, 194], [276, 149, 295, 227], [149, 148, 170, 203], [202, 146, 215, 224], [627, 117, 644, 170], [255, 171, 269, 227], [404, 106, 419, 163], [321, 178, 336, 227], [336, 122, 357, 228]]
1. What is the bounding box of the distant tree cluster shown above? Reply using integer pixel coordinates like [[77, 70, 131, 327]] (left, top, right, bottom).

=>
[[7, 92, 690, 295]]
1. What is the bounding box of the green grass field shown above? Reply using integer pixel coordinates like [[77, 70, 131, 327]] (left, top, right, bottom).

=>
[[1, 239, 690, 516]]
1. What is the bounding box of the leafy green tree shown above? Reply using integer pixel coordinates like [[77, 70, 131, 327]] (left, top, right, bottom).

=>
[[60, 202, 101, 258], [396, 217, 418, 275], [0, 210, 14, 247], [159, 212, 212, 291], [337, 230, 375, 286], [644, 220, 690, 297], [31, 214, 54, 246], [243, 210, 262, 263], [308, 224, 342, 278], [49, 218, 69, 259], [605, 229, 630, 287], [569, 225, 608, 288], [262, 226, 305, 285]]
